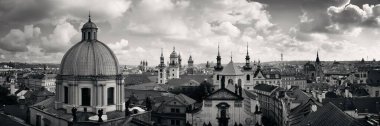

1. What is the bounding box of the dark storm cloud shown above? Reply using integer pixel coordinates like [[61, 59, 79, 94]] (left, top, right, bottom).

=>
[[0, 0, 53, 35]]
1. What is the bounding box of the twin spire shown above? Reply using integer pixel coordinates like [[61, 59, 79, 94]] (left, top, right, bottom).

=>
[[217, 42, 250, 61]]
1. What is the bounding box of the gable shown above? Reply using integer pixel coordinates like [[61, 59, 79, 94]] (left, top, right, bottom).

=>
[[205, 88, 243, 100], [166, 98, 186, 106], [254, 70, 264, 79]]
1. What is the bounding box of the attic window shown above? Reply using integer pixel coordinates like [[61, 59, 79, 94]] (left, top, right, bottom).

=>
[[174, 102, 176, 104]]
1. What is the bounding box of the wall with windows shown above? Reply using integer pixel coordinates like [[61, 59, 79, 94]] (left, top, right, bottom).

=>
[[188, 100, 254, 126], [366, 85, 380, 97], [55, 78, 124, 113]]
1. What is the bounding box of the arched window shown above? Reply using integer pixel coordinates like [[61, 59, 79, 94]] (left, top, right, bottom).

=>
[[81, 88, 91, 106], [217, 75, 220, 80], [107, 87, 114, 105], [238, 79, 242, 87], [246, 75, 250, 80], [160, 73, 162, 78], [228, 79, 233, 85]]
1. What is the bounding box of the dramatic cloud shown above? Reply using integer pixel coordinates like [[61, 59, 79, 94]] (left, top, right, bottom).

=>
[[0, 25, 41, 52], [1, 0, 380, 64]]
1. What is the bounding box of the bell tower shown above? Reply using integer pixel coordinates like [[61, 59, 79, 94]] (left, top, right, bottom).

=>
[[158, 48, 167, 84], [169, 47, 180, 79]]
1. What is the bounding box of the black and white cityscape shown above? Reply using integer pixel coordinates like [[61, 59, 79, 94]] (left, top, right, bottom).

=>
[[1, 0, 380, 126]]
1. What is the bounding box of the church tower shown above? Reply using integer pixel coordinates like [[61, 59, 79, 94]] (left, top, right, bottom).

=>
[[187, 55, 194, 74], [158, 48, 167, 84], [169, 47, 180, 79], [315, 51, 323, 81], [213, 44, 224, 89], [178, 52, 182, 69], [214, 44, 223, 71], [243, 43, 252, 71]]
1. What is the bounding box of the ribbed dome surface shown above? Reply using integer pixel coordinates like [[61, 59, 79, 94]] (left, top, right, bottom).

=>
[[82, 21, 97, 29], [60, 40, 119, 76]]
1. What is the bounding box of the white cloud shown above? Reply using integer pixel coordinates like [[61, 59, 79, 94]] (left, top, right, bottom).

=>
[[41, 21, 79, 53], [0, 25, 41, 52]]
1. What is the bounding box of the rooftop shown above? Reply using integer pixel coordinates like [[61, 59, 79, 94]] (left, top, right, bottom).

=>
[[299, 102, 370, 126]]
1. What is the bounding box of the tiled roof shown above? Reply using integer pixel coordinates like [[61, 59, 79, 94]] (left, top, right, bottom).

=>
[[323, 97, 380, 114], [125, 83, 166, 91], [174, 93, 196, 105], [219, 61, 243, 76], [299, 102, 370, 126], [0, 113, 26, 126], [288, 99, 321, 126], [243, 90, 257, 100], [167, 78, 198, 86], [179, 75, 213, 84], [125, 74, 152, 85], [253, 84, 278, 92], [125, 89, 171, 101]]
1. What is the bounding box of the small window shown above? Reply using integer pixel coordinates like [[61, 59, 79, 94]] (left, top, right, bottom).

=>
[[107, 87, 114, 105], [87, 32, 91, 40], [217, 75, 220, 80], [64, 86, 68, 104], [171, 120, 175, 125], [176, 120, 180, 125], [81, 88, 91, 106]]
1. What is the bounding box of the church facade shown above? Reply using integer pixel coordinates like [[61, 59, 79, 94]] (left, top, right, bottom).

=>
[[186, 45, 261, 126]]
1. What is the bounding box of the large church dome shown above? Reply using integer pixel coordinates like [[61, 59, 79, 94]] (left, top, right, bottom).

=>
[[59, 15, 119, 76]]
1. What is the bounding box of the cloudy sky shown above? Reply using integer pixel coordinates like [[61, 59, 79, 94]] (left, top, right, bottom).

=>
[[1, 0, 380, 65]]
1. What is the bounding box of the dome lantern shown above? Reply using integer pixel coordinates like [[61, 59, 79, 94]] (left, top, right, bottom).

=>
[[81, 12, 98, 41]]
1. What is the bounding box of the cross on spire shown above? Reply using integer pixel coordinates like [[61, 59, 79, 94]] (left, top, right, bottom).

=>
[[230, 51, 233, 61], [88, 11, 91, 22]]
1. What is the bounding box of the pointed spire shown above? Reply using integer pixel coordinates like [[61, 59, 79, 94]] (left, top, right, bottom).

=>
[[230, 51, 233, 61], [88, 11, 91, 22], [217, 43, 220, 56], [161, 48, 163, 57], [173, 46, 175, 52], [316, 50, 320, 63], [246, 42, 249, 56]]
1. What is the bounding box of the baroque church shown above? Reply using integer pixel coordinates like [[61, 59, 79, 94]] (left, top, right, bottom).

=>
[[303, 52, 324, 83], [29, 15, 151, 126], [186, 44, 262, 126], [157, 47, 183, 84]]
